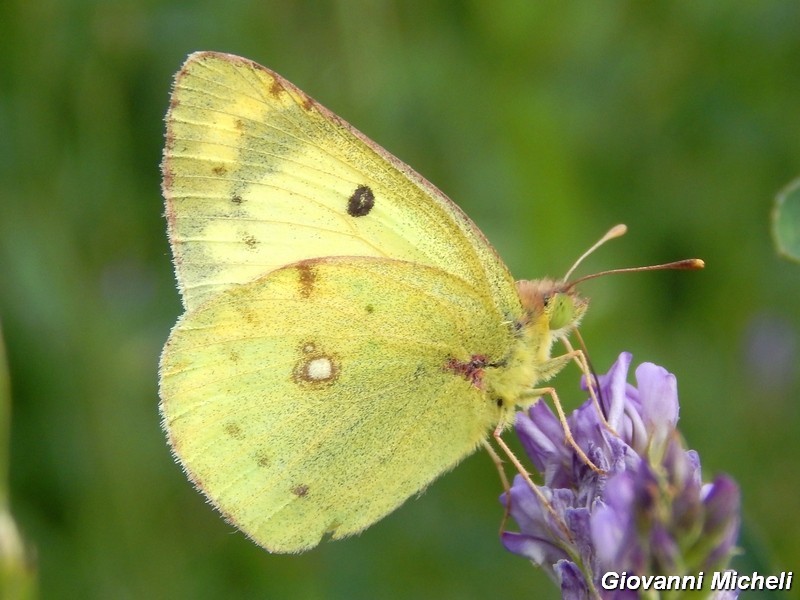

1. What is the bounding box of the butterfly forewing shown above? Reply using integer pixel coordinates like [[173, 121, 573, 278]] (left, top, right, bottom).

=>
[[162, 51, 519, 315]]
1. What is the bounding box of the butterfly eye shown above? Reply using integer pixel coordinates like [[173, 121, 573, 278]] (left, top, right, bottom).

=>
[[548, 293, 577, 331]]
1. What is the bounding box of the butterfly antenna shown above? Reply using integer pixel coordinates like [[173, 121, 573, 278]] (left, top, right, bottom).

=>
[[562, 224, 628, 282], [566, 258, 705, 290]]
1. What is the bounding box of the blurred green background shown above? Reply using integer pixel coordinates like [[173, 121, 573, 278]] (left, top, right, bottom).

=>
[[2, 1, 799, 598]]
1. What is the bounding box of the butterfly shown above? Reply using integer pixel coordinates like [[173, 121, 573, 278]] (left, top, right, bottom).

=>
[[159, 51, 596, 553]]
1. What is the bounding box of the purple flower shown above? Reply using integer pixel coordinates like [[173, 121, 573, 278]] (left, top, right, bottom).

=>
[[501, 353, 740, 599]]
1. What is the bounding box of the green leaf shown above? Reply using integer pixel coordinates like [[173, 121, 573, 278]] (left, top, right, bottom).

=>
[[773, 177, 800, 262]]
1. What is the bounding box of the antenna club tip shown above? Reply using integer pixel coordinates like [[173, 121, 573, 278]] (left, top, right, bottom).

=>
[[611, 224, 628, 236], [668, 258, 705, 270]]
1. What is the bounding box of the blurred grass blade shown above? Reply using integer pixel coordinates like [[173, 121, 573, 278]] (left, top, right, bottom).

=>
[[773, 177, 800, 262], [0, 322, 38, 600]]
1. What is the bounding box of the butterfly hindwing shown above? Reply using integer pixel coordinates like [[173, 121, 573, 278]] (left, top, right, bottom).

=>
[[159, 256, 513, 552]]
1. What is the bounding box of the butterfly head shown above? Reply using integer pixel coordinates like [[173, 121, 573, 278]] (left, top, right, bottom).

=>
[[511, 225, 625, 341], [516, 278, 588, 338]]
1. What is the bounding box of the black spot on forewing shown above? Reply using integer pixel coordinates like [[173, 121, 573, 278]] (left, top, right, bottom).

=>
[[347, 185, 375, 217], [292, 484, 309, 497], [231, 194, 243, 205]]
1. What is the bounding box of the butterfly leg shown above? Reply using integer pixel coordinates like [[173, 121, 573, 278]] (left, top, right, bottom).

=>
[[521, 382, 605, 474], [480, 440, 512, 536], [489, 428, 574, 543]]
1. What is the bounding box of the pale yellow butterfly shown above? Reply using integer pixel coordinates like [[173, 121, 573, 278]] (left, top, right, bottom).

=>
[[159, 51, 594, 553]]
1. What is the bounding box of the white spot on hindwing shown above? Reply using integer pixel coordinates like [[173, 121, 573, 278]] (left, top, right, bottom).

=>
[[306, 357, 333, 381], [293, 341, 340, 388]]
